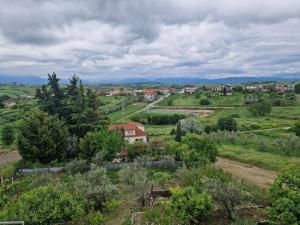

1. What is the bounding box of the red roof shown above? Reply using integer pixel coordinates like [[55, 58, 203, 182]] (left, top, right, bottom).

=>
[[109, 122, 147, 137]]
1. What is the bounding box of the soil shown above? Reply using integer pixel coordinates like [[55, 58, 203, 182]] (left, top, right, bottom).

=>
[[215, 157, 277, 188], [0, 151, 21, 167]]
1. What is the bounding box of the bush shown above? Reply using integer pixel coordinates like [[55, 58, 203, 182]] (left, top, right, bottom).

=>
[[218, 117, 237, 132], [292, 121, 300, 137], [181, 133, 218, 165], [168, 187, 213, 224], [17, 110, 69, 163], [127, 141, 149, 161], [1, 124, 15, 146], [152, 171, 171, 190], [0, 185, 84, 225], [267, 166, 300, 225], [65, 159, 89, 174], [199, 99, 210, 105], [79, 129, 124, 160], [87, 211, 105, 225], [295, 83, 300, 94], [248, 101, 272, 117], [175, 118, 203, 141]]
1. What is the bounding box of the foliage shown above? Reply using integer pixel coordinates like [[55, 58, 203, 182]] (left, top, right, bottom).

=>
[[1, 124, 15, 145], [87, 211, 105, 225], [201, 178, 247, 220], [65, 159, 89, 174], [131, 113, 186, 125], [175, 118, 203, 141], [218, 116, 238, 132], [248, 100, 272, 116], [79, 129, 124, 160], [152, 171, 171, 190], [127, 141, 149, 161], [168, 187, 213, 225], [71, 166, 117, 210], [0, 185, 84, 225], [276, 134, 300, 156], [267, 166, 300, 225], [17, 109, 69, 163], [143, 205, 183, 225], [199, 98, 210, 105], [295, 83, 300, 94], [181, 133, 218, 166], [292, 121, 300, 136]]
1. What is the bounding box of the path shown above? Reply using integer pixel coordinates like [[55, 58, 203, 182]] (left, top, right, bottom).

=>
[[240, 126, 291, 133], [215, 157, 277, 188], [116, 94, 169, 121], [0, 151, 21, 167]]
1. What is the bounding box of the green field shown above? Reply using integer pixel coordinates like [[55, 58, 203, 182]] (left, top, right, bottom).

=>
[[0, 85, 36, 98], [108, 102, 147, 122]]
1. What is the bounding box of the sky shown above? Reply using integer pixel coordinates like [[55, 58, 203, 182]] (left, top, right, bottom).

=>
[[0, 0, 300, 81]]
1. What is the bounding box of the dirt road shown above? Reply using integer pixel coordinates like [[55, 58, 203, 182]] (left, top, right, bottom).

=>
[[0, 151, 21, 167], [215, 157, 277, 188]]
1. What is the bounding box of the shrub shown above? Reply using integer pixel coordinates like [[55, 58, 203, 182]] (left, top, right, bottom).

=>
[[292, 121, 300, 137], [267, 166, 300, 225], [248, 101, 272, 117], [1, 124, 15, 146], [295, 83, 300, 94], [87, 212, 105, 225], [199, 99, 210, 105], [217, 117, 237, 132], [65, 159, 89, 174], [168, 187, 213, 224], [152, 171, 171, 190], [276, 134, 300, 156], [0, 185, 84, 225], [127, 141, 149, 161], [17, 109, 69, 163]]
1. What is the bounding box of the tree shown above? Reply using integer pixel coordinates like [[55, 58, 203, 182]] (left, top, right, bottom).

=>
[[248, 101, 272, 117], [152, 171, 171, 190], [267, 166, 300, 225], [1, 124, 15, 146], [276, 134, 300, 156], [292, 121, 300, 137], [199, 99, 210, 105], [17, 110, 69, 163], [127, 141, 149, 161], [0, 185, 84, 225], [181, 133, 218, 165], [168, 187, 213, 225], [72, 166, 117, 210], [218, 117, 237, 132], [175, 118, 203, 141], [79, 129, 124, 160], [202, 178, 247, 220], [295, 83, 300, 94]]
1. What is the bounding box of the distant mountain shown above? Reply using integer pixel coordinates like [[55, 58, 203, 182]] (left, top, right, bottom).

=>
[[118, 76, 300, 84], [0, 75, 46, 85]]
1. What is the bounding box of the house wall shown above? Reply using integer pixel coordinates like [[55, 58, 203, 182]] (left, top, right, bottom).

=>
[[125, 136, 147, 144]]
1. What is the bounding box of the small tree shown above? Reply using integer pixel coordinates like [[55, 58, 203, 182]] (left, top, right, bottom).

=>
[[152, 171, 171, 190], [248, 101, 272, 117], [176, 118, 203, 141], [1, 124, 15, 146], [181, 133, 218, 165], [0, 185, 84, 224], [267, 166, 300, 225], [217, 117, 237, 132], [276, 134, 300, 156], [295, 83, 300, 94], [202, 178, 247, 220], [292, 121, 300, 137], [168, 187, 213, 224], [127, 141, 149, 161], [199, 99, 210, 105], [17, 109, 69, 163]]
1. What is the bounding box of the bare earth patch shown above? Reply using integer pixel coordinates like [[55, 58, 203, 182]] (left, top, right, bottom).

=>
[[0, 151, 21, 167], [215, 157, 277, 188]]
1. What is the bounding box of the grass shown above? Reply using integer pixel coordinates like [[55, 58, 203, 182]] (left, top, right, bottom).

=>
[[218, 144, 300, 171], [108, 102, 147, 123], [145, 124, 175, 138], [0, 85, 36, 98]]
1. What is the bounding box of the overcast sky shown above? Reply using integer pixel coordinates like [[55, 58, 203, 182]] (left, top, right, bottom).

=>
[[0, 0, 300, 81]]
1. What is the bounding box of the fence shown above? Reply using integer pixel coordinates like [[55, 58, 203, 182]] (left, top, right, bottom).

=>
[[19, 160, 183, 175]]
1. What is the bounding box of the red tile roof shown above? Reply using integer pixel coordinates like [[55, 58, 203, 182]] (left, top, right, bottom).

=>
[[109, 122, 147, 137]]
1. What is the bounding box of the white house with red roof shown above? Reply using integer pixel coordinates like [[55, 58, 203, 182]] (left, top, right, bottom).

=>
[[109, 122, 148, 144]]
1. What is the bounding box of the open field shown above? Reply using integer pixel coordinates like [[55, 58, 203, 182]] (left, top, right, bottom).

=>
[[0, 85, 36, 98], [108, 102, 147, 122]]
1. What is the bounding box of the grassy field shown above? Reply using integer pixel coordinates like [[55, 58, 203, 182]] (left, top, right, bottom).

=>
[[108, 102, 147, 122], [219, 144, 300, 171], [0, 85, 36, 98]]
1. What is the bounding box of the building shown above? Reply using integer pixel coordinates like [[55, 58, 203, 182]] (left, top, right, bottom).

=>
[[181, 86, 198, 94], [143, 89, 157, 102], [109, 122, 148, 144], [158, 88, 177, 95]]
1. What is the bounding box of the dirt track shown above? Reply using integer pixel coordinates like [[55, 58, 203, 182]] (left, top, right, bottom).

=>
[[215, 157, 277, 188], [0, 151, 21, 167]]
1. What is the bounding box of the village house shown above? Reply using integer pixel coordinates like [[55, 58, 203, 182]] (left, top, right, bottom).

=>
[[109, 122, 148, 144], [158, 88, 177, 95], [181, 86, 198, 94], [106, 89, 131, 97], [143, 89, 157, 102]]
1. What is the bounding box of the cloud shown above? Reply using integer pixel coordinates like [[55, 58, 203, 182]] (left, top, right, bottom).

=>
[[0, 0, 300, 80]]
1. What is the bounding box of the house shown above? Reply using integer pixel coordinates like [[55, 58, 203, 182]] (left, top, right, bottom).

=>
[[158, 88, 177, 95], [219, 84, 232, 95], [106, 89, 120, 96], [26, 93, 36, 99], [181, 86, 198, 94], [143, 89, 157, 102], [109, 122, 148, 144]]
